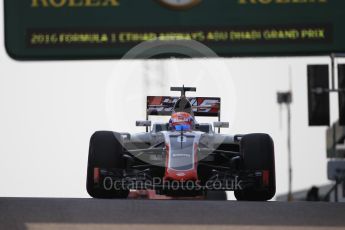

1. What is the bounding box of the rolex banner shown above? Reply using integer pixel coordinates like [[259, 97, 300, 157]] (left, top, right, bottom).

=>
[[4, 0, 345, 60]]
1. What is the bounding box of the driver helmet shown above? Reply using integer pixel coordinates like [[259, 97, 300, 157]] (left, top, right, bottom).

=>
[[169, 112, 194, 131]]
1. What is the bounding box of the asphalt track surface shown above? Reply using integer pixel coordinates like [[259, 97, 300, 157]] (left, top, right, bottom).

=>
[[1, 198, 345, 230]]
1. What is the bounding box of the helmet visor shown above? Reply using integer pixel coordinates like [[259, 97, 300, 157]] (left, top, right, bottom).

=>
[[174, 124, 191, 131]]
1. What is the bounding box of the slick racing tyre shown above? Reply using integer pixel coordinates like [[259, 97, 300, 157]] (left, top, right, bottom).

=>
[[86, 131, 129, 199], [234, 134, 276, 201]]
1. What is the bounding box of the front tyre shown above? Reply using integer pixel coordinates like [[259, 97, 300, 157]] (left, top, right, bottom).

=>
[[235, 134, 276, 201], [86, 131, 129, 199]]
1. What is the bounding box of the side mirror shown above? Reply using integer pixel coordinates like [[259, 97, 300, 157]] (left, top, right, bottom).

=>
[[136, 120, 152, 127], [213, 122, 229, 128], [213, 121, 230, 133]]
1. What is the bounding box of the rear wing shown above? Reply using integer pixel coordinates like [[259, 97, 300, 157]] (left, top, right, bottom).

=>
[[147, 96, 221, 118]]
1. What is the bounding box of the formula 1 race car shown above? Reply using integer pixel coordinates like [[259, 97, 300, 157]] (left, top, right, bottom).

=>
[[86, 86, 276, 201]]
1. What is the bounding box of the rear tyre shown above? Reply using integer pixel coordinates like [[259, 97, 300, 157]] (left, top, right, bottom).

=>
[[234, 134, 276, 201], [86, 131, 129, 199]]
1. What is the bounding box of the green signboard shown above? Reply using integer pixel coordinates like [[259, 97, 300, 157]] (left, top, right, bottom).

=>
[[4, 0, 345, 60]]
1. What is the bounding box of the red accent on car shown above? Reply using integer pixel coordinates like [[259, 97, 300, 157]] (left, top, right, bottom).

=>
[[262, 170, 270, 186], [93, 167, 100, 184], [164, 143, 198, 181]]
